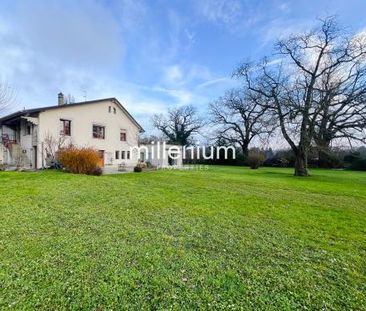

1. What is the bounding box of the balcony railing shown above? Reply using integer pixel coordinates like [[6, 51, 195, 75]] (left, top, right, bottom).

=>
[[1, 134, 17, 144], [1, 134, 17, 149]]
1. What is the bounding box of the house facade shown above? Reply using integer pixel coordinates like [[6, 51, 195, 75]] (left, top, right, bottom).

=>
[[0, 94, 144, 169]]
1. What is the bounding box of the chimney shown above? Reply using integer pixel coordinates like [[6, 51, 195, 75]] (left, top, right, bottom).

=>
[[58, 92, 65, 106]]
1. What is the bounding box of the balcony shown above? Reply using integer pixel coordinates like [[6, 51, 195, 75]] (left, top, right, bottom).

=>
[[1, 134, 17, 145]]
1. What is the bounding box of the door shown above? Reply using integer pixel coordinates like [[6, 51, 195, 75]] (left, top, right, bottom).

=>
[[97, 150, 105, 167]]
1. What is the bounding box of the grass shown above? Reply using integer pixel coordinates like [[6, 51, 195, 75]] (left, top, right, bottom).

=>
[[0, 167, 365, 310]]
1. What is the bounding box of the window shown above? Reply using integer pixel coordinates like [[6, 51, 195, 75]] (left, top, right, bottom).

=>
[[120, 130, 127, 141], [25, 125, 31, 136], [121, 151, 125, 159], [60, 119, 71, 136], [115, 150, 119, 159], [93, 125, 105, 139], [108, 106, 111, 113], [127, 151, 130, 159], [113, 107, 116, 114]]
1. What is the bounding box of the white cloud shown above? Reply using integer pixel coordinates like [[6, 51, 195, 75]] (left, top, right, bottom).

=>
[[15, 0, 123, 69], [0, 0, 240, 131], [163, 65, 184, 85], [196, 77, 237, 89], [258, 18, 316, 46], [0, 0, 126, 109], [198, 0, 244, 25], [278, 2, 290, 13], [113, 0, 148, 31], [194, 0, 262, 33]]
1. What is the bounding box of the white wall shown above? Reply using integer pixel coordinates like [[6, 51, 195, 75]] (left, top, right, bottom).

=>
[[37, 99, 141, 168], [19, 120, 34, 167]]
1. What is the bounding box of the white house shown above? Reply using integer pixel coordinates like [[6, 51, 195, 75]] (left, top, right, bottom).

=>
[[0, 93, 144, 170]]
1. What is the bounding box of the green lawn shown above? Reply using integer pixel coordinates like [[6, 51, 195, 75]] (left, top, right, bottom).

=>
[[0, 167, 365, 310]]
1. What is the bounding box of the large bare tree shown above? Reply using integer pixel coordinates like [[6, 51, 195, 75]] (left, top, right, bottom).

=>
[[152, 105, 204, 145], [209, 89, 273, 158], [313, 48, 366, 166], [237, 17, 366, 176]]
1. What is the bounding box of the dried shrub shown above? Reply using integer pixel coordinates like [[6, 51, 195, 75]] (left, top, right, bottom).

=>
[[247, 151, 265, 169], [58, 147, 101, 175], [136, 161, 147, 168]]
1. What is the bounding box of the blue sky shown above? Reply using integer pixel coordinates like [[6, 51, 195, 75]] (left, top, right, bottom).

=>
[[1, 0, 366, 132]]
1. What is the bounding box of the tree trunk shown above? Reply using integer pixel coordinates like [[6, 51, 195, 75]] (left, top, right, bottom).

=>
[[242, 144, 249, 159], [316, 140, 333, 168], [318, 148, 331, 168], [294, 150, 309, 176]]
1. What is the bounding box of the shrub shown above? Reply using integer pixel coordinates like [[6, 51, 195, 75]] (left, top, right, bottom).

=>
[[92, 166, 103, 176], [349, 158, 366, 171], [134, 166, 142, 172], [136, 161, 147, 168], [247, 151, 265, 169], [58, 147, 101, 175], [263, 157, 290, 167]]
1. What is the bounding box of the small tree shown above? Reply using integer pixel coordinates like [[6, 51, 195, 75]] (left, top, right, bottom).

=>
[[44, 132, 70, 166], [247, 149, 265, 169], [65, 94, 75, 105], [152, 105, 204, 145]]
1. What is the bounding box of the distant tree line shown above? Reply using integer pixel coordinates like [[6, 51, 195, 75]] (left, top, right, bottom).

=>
[[152, 17, 366, 176]]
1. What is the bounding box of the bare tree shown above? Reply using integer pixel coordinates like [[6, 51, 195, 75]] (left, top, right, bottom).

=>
[[44, 132, 70, 166], [0, 81, 15, 116], [65, 94, 75, 105], [139, 134, 164, 144], [152, 105, 204, 145], [209, 89, 273, 158], [236, 17, 366, 176], [313, 46, 366, 166]]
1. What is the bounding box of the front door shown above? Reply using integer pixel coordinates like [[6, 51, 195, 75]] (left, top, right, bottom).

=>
[[97, 150, 105, 167]]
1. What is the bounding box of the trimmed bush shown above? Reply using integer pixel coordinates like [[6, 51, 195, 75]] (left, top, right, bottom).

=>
[[134, 166, 142, 173], [58, 147, 101, 175], [247, 151, 265, 169], [263, 157, 290, 167]]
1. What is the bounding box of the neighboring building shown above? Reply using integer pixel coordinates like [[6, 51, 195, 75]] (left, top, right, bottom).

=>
[[0, 93, 144, 169], [140, 143, 183, 168]]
